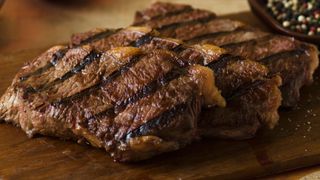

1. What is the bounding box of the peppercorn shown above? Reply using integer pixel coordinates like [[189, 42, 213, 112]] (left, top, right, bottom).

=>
[[283, 21, 291, 27], [267, 0, 320, 36]]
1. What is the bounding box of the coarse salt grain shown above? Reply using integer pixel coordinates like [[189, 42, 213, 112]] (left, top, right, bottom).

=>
[[267, 0, 320, 36], [307, 126, 312, 132], [298, 15, 305, 22], [308, 31, 315, 36], [283, 21, 290, 27]]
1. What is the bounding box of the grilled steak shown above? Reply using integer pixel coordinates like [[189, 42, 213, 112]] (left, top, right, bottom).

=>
[[0, 5, 287, 160], [133, 2, 319, 107], [0, 45, 225, 161], [70, 26, 282, 139]]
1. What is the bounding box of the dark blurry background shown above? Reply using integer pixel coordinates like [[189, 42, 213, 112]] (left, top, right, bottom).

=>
[[0, 0, 249, 54]]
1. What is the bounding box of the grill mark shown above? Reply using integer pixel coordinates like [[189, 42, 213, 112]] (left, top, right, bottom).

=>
[[207, 53, 268, 100], [129, 35, 187, 66], [207, 54, 244, 72], [22, 25, 185, 88], [226, 79, 267, 101], [129, 34, 154, 47], [157, 14, 216, 31], [77, 29, 122, 46], [86, 108, 116, 125], [53, 83, 100, 106], [114, 68, 186, 113], [186, 28, 247, 43], [52, 31, 163, 105], [79, 28, 155, 50], [133, 6, 193, 26], [125, 102, 188, 140], [19, 48, 68, 82], [53, 54, 144, 105], [50, 49, 69, 66], [221, 35, 273, 49], [19, 27, 134, 84], [221, 39, 256, 49], [259, 49, 305, 64], [79, 107, 116, 134], [171, 44, 186, 53], [33, 51, 101, 92], [25, 30, 156, 97], [82, 68, 187, 133], [138, 35, 186, 58]]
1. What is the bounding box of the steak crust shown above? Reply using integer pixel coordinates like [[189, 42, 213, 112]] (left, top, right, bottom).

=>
[[70, 26, 282, 139], [133, 2, 319, 107], [0, 45, 226, 161]]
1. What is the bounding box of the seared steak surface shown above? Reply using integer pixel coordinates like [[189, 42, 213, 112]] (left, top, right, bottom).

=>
[[0, 25, 281, 161], [70, 26, 282, 139], [0, 2, 293, 161], [0, 45, 225, 161], [133, 2, 319, 107]]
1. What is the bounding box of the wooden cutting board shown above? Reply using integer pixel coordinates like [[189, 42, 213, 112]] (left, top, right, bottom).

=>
[[0, 0, 320, 179]]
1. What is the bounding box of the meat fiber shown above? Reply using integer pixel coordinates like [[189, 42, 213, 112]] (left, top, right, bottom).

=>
[[0, 45, 225, 161], [70, 26, 282, 139], [133, 1, 319, 107]]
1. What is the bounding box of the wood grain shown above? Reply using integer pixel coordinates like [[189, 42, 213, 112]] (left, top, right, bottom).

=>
[[0, 0, 320, 179]]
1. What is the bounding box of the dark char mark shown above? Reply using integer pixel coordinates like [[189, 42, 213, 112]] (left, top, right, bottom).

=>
[[114, 68, 187, 113], [131, 35, 188, 66], [53, 54, 144, 105], [76, 28, 122, 46], [157, 14, 216, 31], [34, 51, 101, 92], [186, 28, 248, 43], [20, 28, 120, 83], [171, 44, 186, 53], [221, 39, 256, 49], [27, 29, 156, 96], [226, 79, 267, 101], [129, 34, 154, 47], [82, 67, 187, 132], [207, 54, 268, 100], [125, 102, 189, 140], [220, 35, 273, 49], [85, 108, 116, 125], [19, 48, 68, 82], [259, 49, 305, 64], [207, 54, 244, 72], [133, 6, 193, 26], [80, 68, 187, 136]]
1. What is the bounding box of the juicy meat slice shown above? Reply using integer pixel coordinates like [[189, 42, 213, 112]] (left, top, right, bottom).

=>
[[133, 1, 319, 107], [203, 54, 282, 139], [134, 9, 215, 30], [163, 18, 246, 41], [0, 45, 67, 125], [71, 28, 120, 46], [200, 73, 282, 139], [221, 36, 318, 106], [70, 26, 282, 139], [0, 45, 224, 161], [134, 2, 194, 25], [187, 27, 269, 46]]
